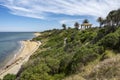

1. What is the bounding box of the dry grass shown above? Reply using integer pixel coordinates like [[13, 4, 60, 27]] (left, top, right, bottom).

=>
[[87, 53, 120, 80], [64, 50, 120, 80]]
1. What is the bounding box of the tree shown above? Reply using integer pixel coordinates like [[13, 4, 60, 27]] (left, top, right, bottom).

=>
[[3, 74, 16, 80], [97, 17, 104, 27], [83, 19, 89, 23], [74, 22, 79, 30], [98, 33, 119, 49], [106, 10, 117, 26], [116, 9, 120, 26], [62, 24, 66, 30]]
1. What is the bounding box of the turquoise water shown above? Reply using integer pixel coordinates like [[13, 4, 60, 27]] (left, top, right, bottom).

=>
[[0, 32, 35, 68]]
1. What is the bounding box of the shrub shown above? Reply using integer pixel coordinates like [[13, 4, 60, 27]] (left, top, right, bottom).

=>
[[98, 33, 119, 49], [3, 74, 16, 80], [66, 46, 99, 74]]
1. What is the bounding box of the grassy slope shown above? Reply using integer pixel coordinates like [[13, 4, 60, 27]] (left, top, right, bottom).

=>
[[16, 27, 120, 80]]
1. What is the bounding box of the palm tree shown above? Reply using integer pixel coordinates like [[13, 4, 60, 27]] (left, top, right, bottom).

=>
[[83, 19, 89, 23], [106, 10, 117, 26], [116, 9, 120, 26], [103, 9, 120, 27], [62, 24, 66, 30], [97, 17, 104, 27], [74, 22, 79, 30]]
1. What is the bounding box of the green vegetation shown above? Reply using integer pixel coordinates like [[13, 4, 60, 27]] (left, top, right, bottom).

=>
[[2, 9, 120, 80], [62, 24, 67, 30], [83, 19, 89, 23], [3, 74, 16, 80], [14, 26, 119, 80], [97, 17, 104, 27], [74, 22, 79, 30]]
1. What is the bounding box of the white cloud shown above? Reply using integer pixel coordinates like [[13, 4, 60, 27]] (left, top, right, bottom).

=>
[[59, 19, 84, 24], [0, 0, 120, 19]]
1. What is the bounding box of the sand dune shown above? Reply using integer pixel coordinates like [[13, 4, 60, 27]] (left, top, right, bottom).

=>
[[34, 32, 41, 37]]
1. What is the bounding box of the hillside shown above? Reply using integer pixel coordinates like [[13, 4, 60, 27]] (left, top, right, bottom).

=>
[[18, 26, 120, 80], [2, 26, 119, 80], [2, 9, 120, 80]]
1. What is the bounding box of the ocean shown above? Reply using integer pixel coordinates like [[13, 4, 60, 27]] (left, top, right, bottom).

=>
[[0, 32, 35, 68]]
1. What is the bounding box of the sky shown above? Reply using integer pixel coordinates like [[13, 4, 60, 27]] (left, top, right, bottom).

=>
[[0, 0, 120, 32]]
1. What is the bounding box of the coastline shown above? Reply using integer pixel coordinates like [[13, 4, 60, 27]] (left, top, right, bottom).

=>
[[1, 41, 24, 70], [0, 33, 41, 79], [34, 32, 41, 37]]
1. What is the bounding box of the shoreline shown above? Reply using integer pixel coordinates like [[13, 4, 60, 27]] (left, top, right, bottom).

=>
[[0, 41, 24, 71], [1, 41, 24, 71], [0, 32, 41, 79]]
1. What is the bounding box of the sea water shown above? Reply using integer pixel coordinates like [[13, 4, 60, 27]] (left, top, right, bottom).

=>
[[0, 32, 35, 68]]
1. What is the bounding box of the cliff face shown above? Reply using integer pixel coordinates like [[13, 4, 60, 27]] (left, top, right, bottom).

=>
[[14, 26, 120, 80]]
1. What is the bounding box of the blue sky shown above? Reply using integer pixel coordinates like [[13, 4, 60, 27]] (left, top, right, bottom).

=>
[[0, 0, 120, 32]]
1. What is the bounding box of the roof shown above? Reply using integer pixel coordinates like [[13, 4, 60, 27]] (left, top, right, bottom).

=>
[[81, 23, 92, 26]]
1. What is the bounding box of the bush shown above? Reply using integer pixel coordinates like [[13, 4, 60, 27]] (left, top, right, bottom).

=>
[[66, 46, 99, 74], [3, 74, 16, 80], [98, 33, 119, 49]]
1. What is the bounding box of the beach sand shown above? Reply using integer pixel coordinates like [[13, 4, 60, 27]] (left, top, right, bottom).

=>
[[0, 33, 41, 79], [34, 32, 41, 37]]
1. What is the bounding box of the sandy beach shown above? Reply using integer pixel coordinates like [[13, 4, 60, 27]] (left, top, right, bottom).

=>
[[34, 32, 41, 37], [0, 33, 41, 79]]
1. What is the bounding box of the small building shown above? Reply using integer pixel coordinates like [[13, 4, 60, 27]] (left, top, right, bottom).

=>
[[81, 23, 92, 30]]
